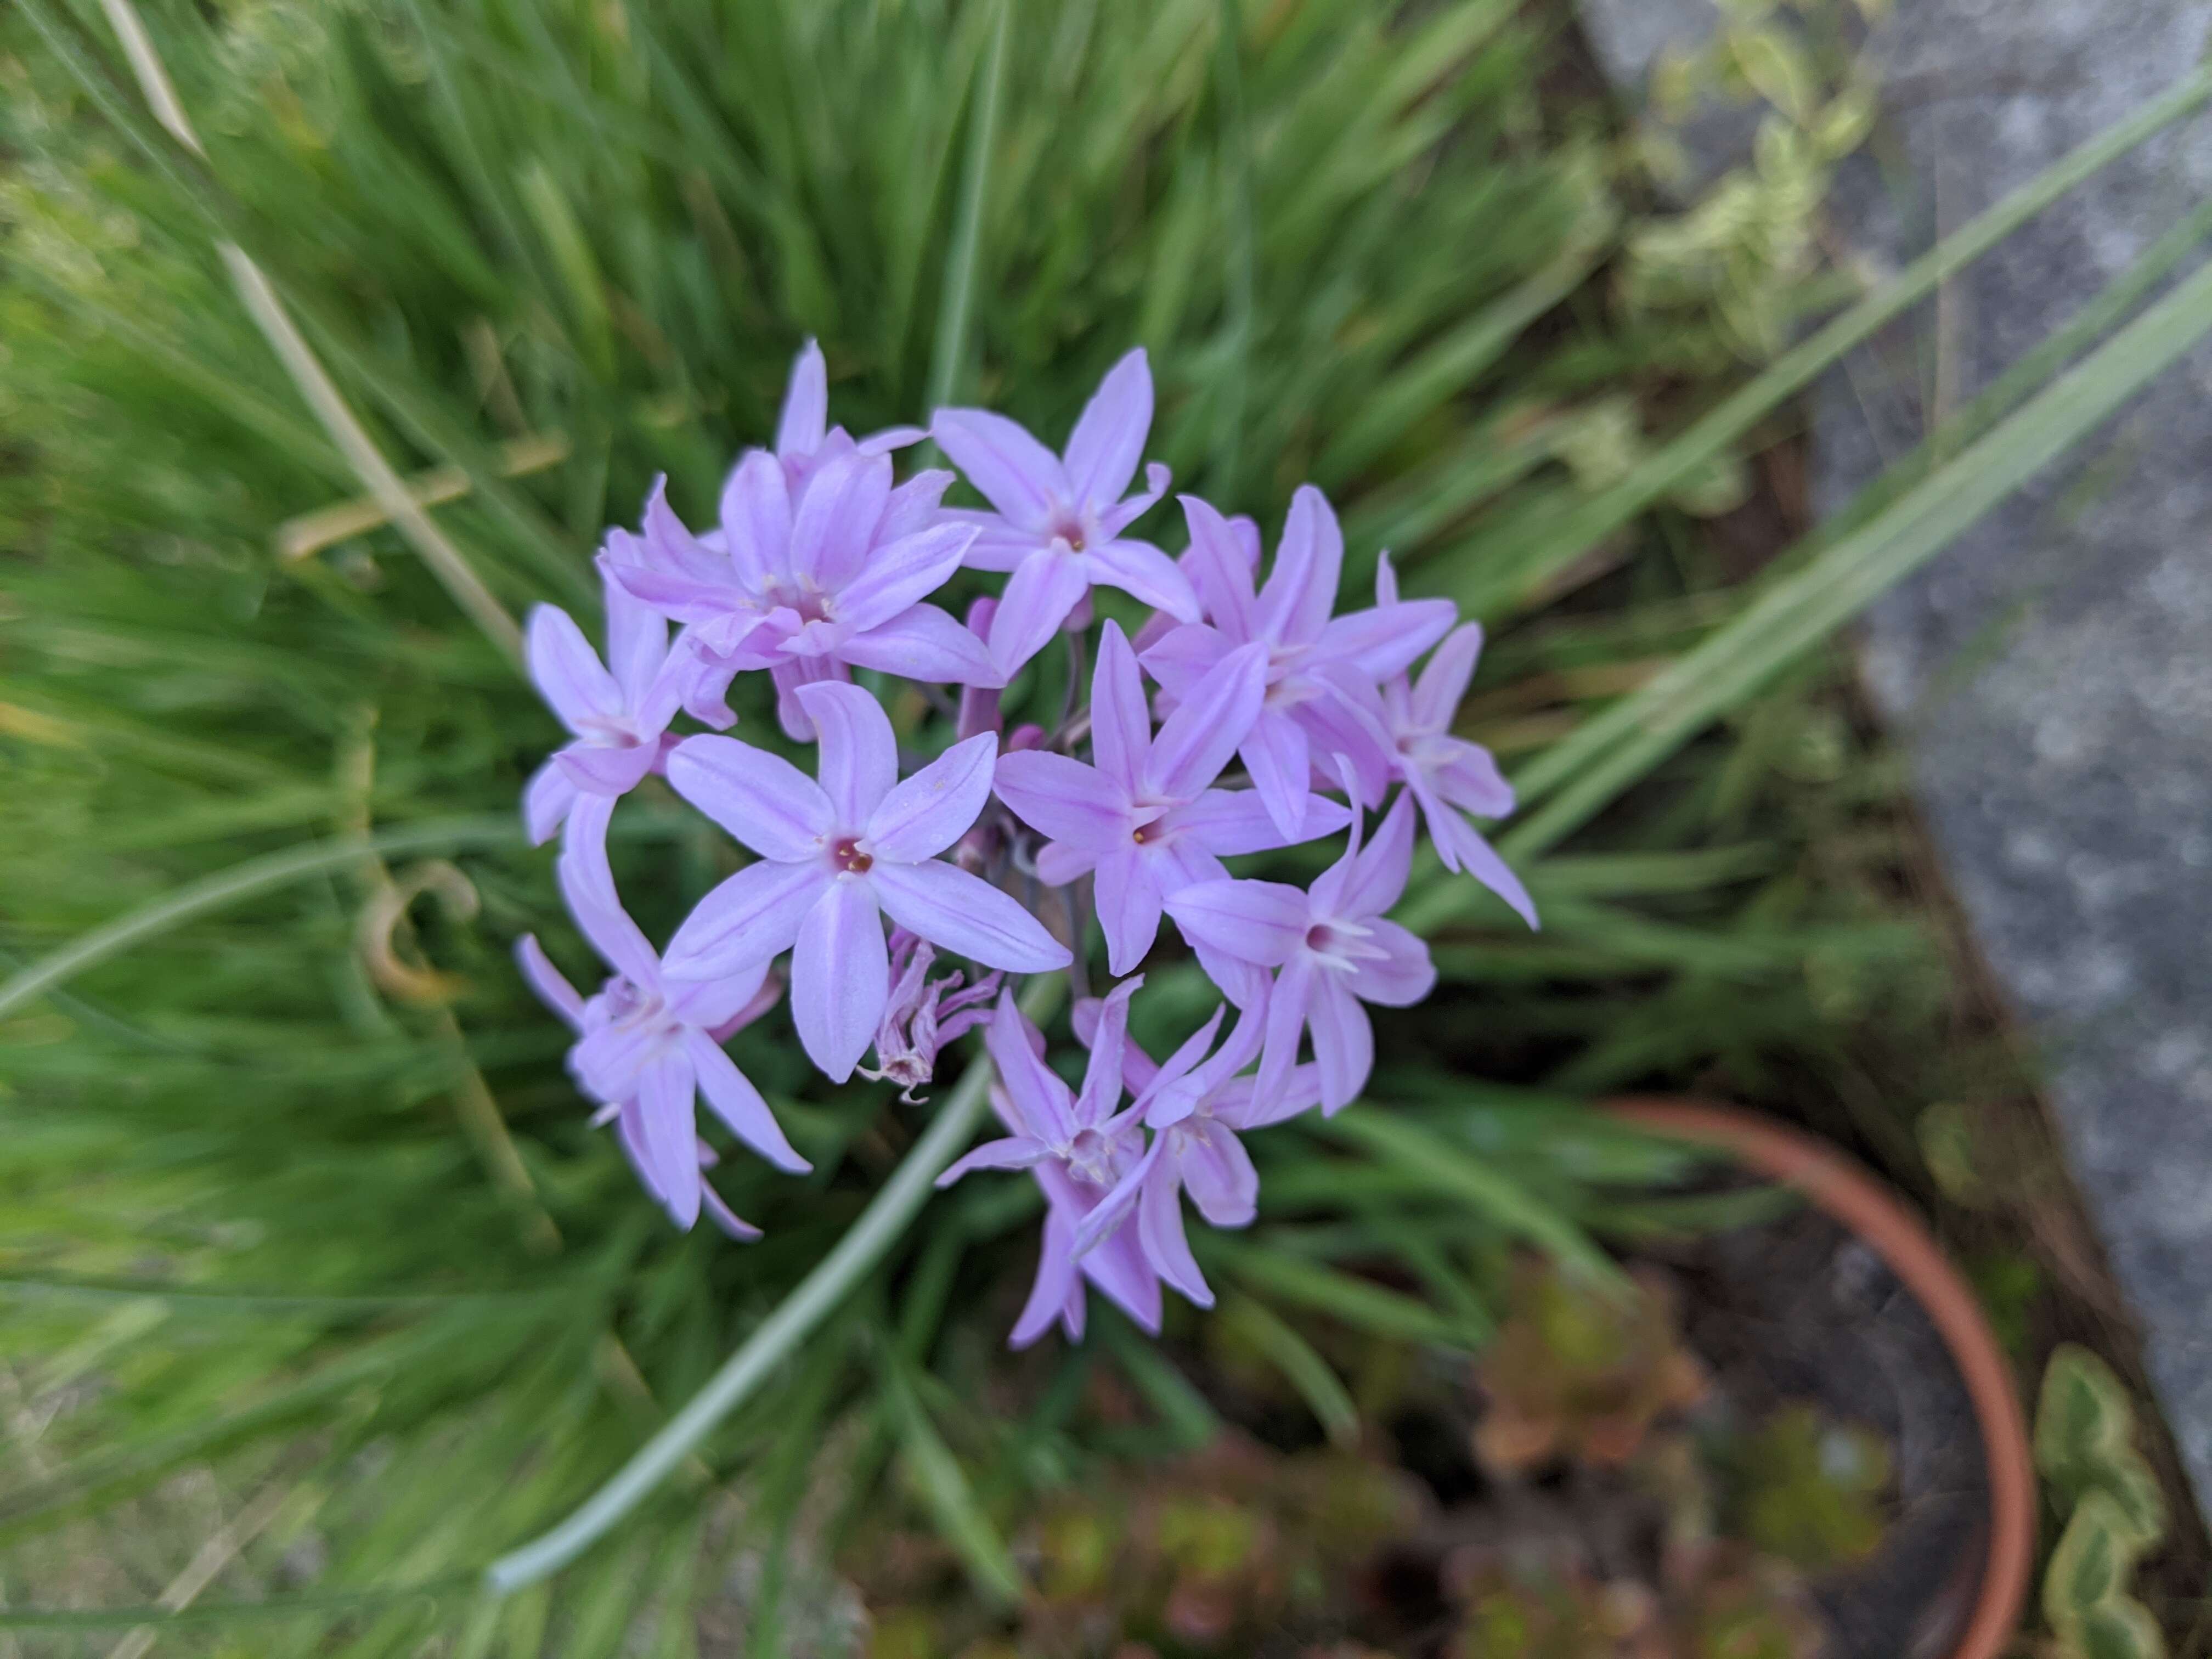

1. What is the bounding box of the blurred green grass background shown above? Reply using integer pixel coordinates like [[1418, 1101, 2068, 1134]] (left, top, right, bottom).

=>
[[4, 0, 2210, 1649]]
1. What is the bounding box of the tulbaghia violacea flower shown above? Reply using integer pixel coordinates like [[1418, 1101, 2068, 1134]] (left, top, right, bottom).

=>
[[1143, 487, 1457, 834], [516, 797, 808, 1233], [662, 681, 1070, 1080], [858, 929, 1001, 1103], [1166, 788, 1436, 1113], [991, 620, 1349, 985], [607, 451, 996, 740], [935, 983, 1160, 1346], [933, 348, 1199, 676], [522, 560, 688, 844], [1370, 556, 1536, 927], [509, 340, 1526, 1340], [1069, 997, 1319, 1308]]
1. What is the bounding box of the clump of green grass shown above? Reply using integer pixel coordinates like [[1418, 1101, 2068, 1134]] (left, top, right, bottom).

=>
[[3, 0, 2209, 1650]]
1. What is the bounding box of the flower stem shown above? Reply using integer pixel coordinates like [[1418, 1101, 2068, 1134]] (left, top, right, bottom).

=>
[[481, 972, 1065, 1595]]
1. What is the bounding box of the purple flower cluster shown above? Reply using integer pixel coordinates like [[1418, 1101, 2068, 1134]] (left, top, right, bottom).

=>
[[517, 343, 1532, 1335]]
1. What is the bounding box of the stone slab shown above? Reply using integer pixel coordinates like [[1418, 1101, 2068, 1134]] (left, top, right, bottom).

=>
[[1581, 0, 2212, 1516]]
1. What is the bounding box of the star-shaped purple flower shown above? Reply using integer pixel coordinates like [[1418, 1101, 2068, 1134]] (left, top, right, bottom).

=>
[[1371, 557, 1536, 928], [606, 449, 997, 741], [933, 348, 1199, 676], [934, 982, 1160, 1347], [1069, 998, 1321, 1310], [1165, 788, 1436, 1114], [522, 558, 688, 845], [1143, 487, 1458, 837], [991, 620, 1349, 985], [662, 681, 1070, 1081], [516, 796, 809, 1235]]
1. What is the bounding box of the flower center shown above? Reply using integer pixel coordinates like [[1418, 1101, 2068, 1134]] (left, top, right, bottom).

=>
[[1305, 918, 1386, 973], [832, 836, 874, 875], [1067, 1127, 1118, 1188], [604, 976, 670, 1033], [766, 580, 834, 625]]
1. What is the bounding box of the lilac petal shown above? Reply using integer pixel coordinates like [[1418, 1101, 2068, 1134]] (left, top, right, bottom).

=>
[[1076, 975, 1142, 1125], [717, 449, 791, 589], [1036, 841, 1101, 885], [555, 741, 658, 797], [1082, 1215, 1166, 1331], [685, 1028, 810, 1172], [524, 758, 578, 846], [838, 603, 1002, 686], [1255, 953, 1315, 1108], [664, 859, 829, 980], [1093, 847, 1164, 978], [637, 1052, 703, 1229], [1340, 791, 1418, 921], [1180, 1119, 1259, 1227], [1178, 495, 1259, 641], [1138, 1158, 1212, 1307], [601, 556, 670, 708], [871, 860, 1071, 973], [1170, 788, 1350, 857], [1088, 621, 1150, 798], [1215, 1063, 1325, 1131], [880, 469, 954, 542], [1241, 709, 1311, 841], [1293, 673, 1398, 809], [556, 797, 661, 986], [1098, 463, 1172, 539], [1063, 346, 1152, 507], [985, 992, 1076, 1146], [1307, 973, 1374, 1113], [867, 731, 996, 862], [527, 605, 623, 732], [666, 734, 833, 861], [1082, 539, 1199, 623], [936, 1135, 1053, 1186], [1011, 1207, 1081, 1348], [1138, 1009, 1231, 1128], [664, 958, 775, 1031], [1348, 918, 1438, 1008], [606, 554, 749, 632], [775, 339, 829, 458], [795, 681, 899, 827], [1254, 485, 1342, 647], [788, 450, 893, 591], [1138, 622, 1233, 699], [1411, 622, 1485, 732], [834, 522, 978, 635], [1146, 641, 1268, 801], [941, 509, 1049, 573], [515, 934, 585, 1029], [988, 549, 1091, 676], [699, 1182, 763, 1242], [858, 424, 928, 456], [1194, 938, 1273, 1011], [1431, 739, 1516, 819], [1423, 793, 1538, 928], [930, 408, 1069, 528], [1164, 878, 1308, 968], [1074, 995, 1167, 1096], [789, 877, 888, 1081], [1314, 598, 1457, 682], [772, 656, 845, 742], [992, 751, 1141, 850]]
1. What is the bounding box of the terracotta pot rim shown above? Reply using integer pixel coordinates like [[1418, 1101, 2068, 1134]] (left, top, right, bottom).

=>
[[1602, 1096, 2034, 1659]]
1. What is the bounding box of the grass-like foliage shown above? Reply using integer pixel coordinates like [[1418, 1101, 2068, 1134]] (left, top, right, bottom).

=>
[[3, 0, 2209, 1650]]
